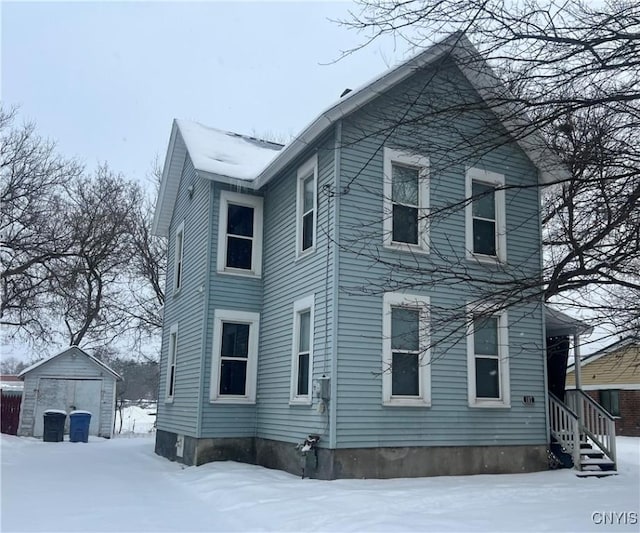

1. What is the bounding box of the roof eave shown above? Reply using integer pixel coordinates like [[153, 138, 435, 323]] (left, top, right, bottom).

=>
[[152, 121, 180, 237]]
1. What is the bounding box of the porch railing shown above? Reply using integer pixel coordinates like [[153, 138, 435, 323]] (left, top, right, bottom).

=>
[[549, 392, 581, 468], [565, 389, 617, 466]]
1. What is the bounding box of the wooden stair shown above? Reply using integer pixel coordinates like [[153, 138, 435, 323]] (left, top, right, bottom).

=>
[[549, 391, 618, 478], [576, 442, 617, 478]]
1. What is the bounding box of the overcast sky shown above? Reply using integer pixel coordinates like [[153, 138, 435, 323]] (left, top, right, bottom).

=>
[[1, 0, 414, 359], [2, 1, 411, 187]]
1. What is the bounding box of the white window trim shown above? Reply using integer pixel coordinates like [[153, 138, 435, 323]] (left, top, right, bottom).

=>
[[296, 155, 318, 258], [382, 292, 431, 407], [216, 191, 264, 278], [465, 167, 507, 263], [383, 147, 430, 253], [290, 294, 315, 405], [165, 323, 179, 403], [173, 221, 185, 294], [466, 306, 511, 408], [210, 309, 260, 404]]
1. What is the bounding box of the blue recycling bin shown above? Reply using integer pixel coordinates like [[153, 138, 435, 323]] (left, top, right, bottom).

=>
[[69, 410, 92, 443]]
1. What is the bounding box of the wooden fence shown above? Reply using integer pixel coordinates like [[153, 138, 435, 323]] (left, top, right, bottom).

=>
[[1, 391, 22, 435]]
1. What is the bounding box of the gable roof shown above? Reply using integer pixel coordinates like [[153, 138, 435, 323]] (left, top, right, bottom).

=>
[[18, 346, 122, 381], [153, 32, 568, 236], [567, 336, 639, 373]]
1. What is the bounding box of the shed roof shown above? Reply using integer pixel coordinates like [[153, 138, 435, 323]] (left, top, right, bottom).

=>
[[153, 32, 568, 236], [18, 346, 122, 381]]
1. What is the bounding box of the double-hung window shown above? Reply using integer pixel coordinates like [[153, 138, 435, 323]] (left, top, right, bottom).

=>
[[173, 221, 185, 293], [466, 168, 506, 262], [165, 324, 178, 402], [382, 293, 431, 406], [217, 191, 263, 277], [210, 309, 260, 403], [290, 295, 314, 404], [383, 148, 429, 252], [467, 309, 510, 407], [296, 155, 317, 256]]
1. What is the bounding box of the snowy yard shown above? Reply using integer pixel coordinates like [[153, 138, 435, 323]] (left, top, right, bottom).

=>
[[1, 435, 638, 532]]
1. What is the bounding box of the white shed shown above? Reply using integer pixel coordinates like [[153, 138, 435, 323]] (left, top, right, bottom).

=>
[[17, 346, 121, 438]]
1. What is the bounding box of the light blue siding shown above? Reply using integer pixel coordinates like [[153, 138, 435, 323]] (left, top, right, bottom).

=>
[[199, 182, 263, 438], [157, 147, 209, 437], [334, 59, 547, 448], [157, 57, 548, 453], [254, 134, 335, 445]]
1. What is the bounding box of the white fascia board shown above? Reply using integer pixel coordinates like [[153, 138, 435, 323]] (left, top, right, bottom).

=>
[[152, 121, 180, 237], [450, 36, 569, 184], [253, 35, 460, 190], [195, 169, 258, 190], [254, 32, 567, 189]]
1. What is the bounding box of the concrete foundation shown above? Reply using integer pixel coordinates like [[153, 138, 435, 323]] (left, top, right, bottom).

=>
[[155, 431, 549, 479]]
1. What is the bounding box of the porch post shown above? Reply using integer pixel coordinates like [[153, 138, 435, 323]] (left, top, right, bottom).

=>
[[573, 333, 584, 436], [573, 333, 582, 391]]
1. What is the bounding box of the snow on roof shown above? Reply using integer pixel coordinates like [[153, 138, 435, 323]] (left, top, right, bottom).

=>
[[18, 346, 122, 381], [176, 120, 283, 181]]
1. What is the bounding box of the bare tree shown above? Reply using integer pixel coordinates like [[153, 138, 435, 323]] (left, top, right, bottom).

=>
[[49, 166, 143, 346], [0, 107, 83, 341], [335, 0, 639, 342], [1, 110, 165, 354]]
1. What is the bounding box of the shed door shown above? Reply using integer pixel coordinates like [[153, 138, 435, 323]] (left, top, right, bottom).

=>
[[33, 379, 102, 437]]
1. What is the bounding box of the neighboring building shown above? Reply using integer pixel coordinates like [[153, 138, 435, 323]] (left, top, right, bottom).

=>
[[17, 346, 121, 438], [566, 338, 640, 436], [151, 33, 615, 478]]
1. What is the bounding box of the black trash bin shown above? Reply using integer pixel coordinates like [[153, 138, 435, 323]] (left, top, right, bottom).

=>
[[43, 410, 67, 442], [69, 410, 92, 443]]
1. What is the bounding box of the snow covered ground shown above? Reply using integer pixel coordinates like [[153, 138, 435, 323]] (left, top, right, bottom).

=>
[[1, 435, 638, 532], [114, 404, 157, 435]]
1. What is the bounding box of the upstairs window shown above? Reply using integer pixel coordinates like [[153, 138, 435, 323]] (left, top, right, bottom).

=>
[[290, 295, 314, 404], [296, 155, 317, 256], [466, 168, 506, 262], [210, 309, 260, 403], [165, 324, 178, 402], [217, 191, 263, 277], [383, 148, 429, 252], [382, 292, 431, 406], [173, 221, 185, 293], [467, 309, 510, 407]]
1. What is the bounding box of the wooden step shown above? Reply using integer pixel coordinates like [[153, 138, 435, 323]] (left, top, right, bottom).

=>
[[581, 458, 615, 467], [576, 470, 618, 478], [580, 450, 604, 458]]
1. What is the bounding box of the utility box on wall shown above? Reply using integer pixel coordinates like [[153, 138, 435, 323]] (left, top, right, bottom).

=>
[[313, 376, 330, 401]]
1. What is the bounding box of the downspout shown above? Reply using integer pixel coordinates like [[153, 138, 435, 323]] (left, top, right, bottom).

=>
[[196, 180, 215, 441], [329, 120, 342, 449]]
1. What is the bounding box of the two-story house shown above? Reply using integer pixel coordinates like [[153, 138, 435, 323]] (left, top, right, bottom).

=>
[[152, 33, 617, 479]]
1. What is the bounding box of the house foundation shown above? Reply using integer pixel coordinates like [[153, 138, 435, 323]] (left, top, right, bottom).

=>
[[155, 430, 549, 479]]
